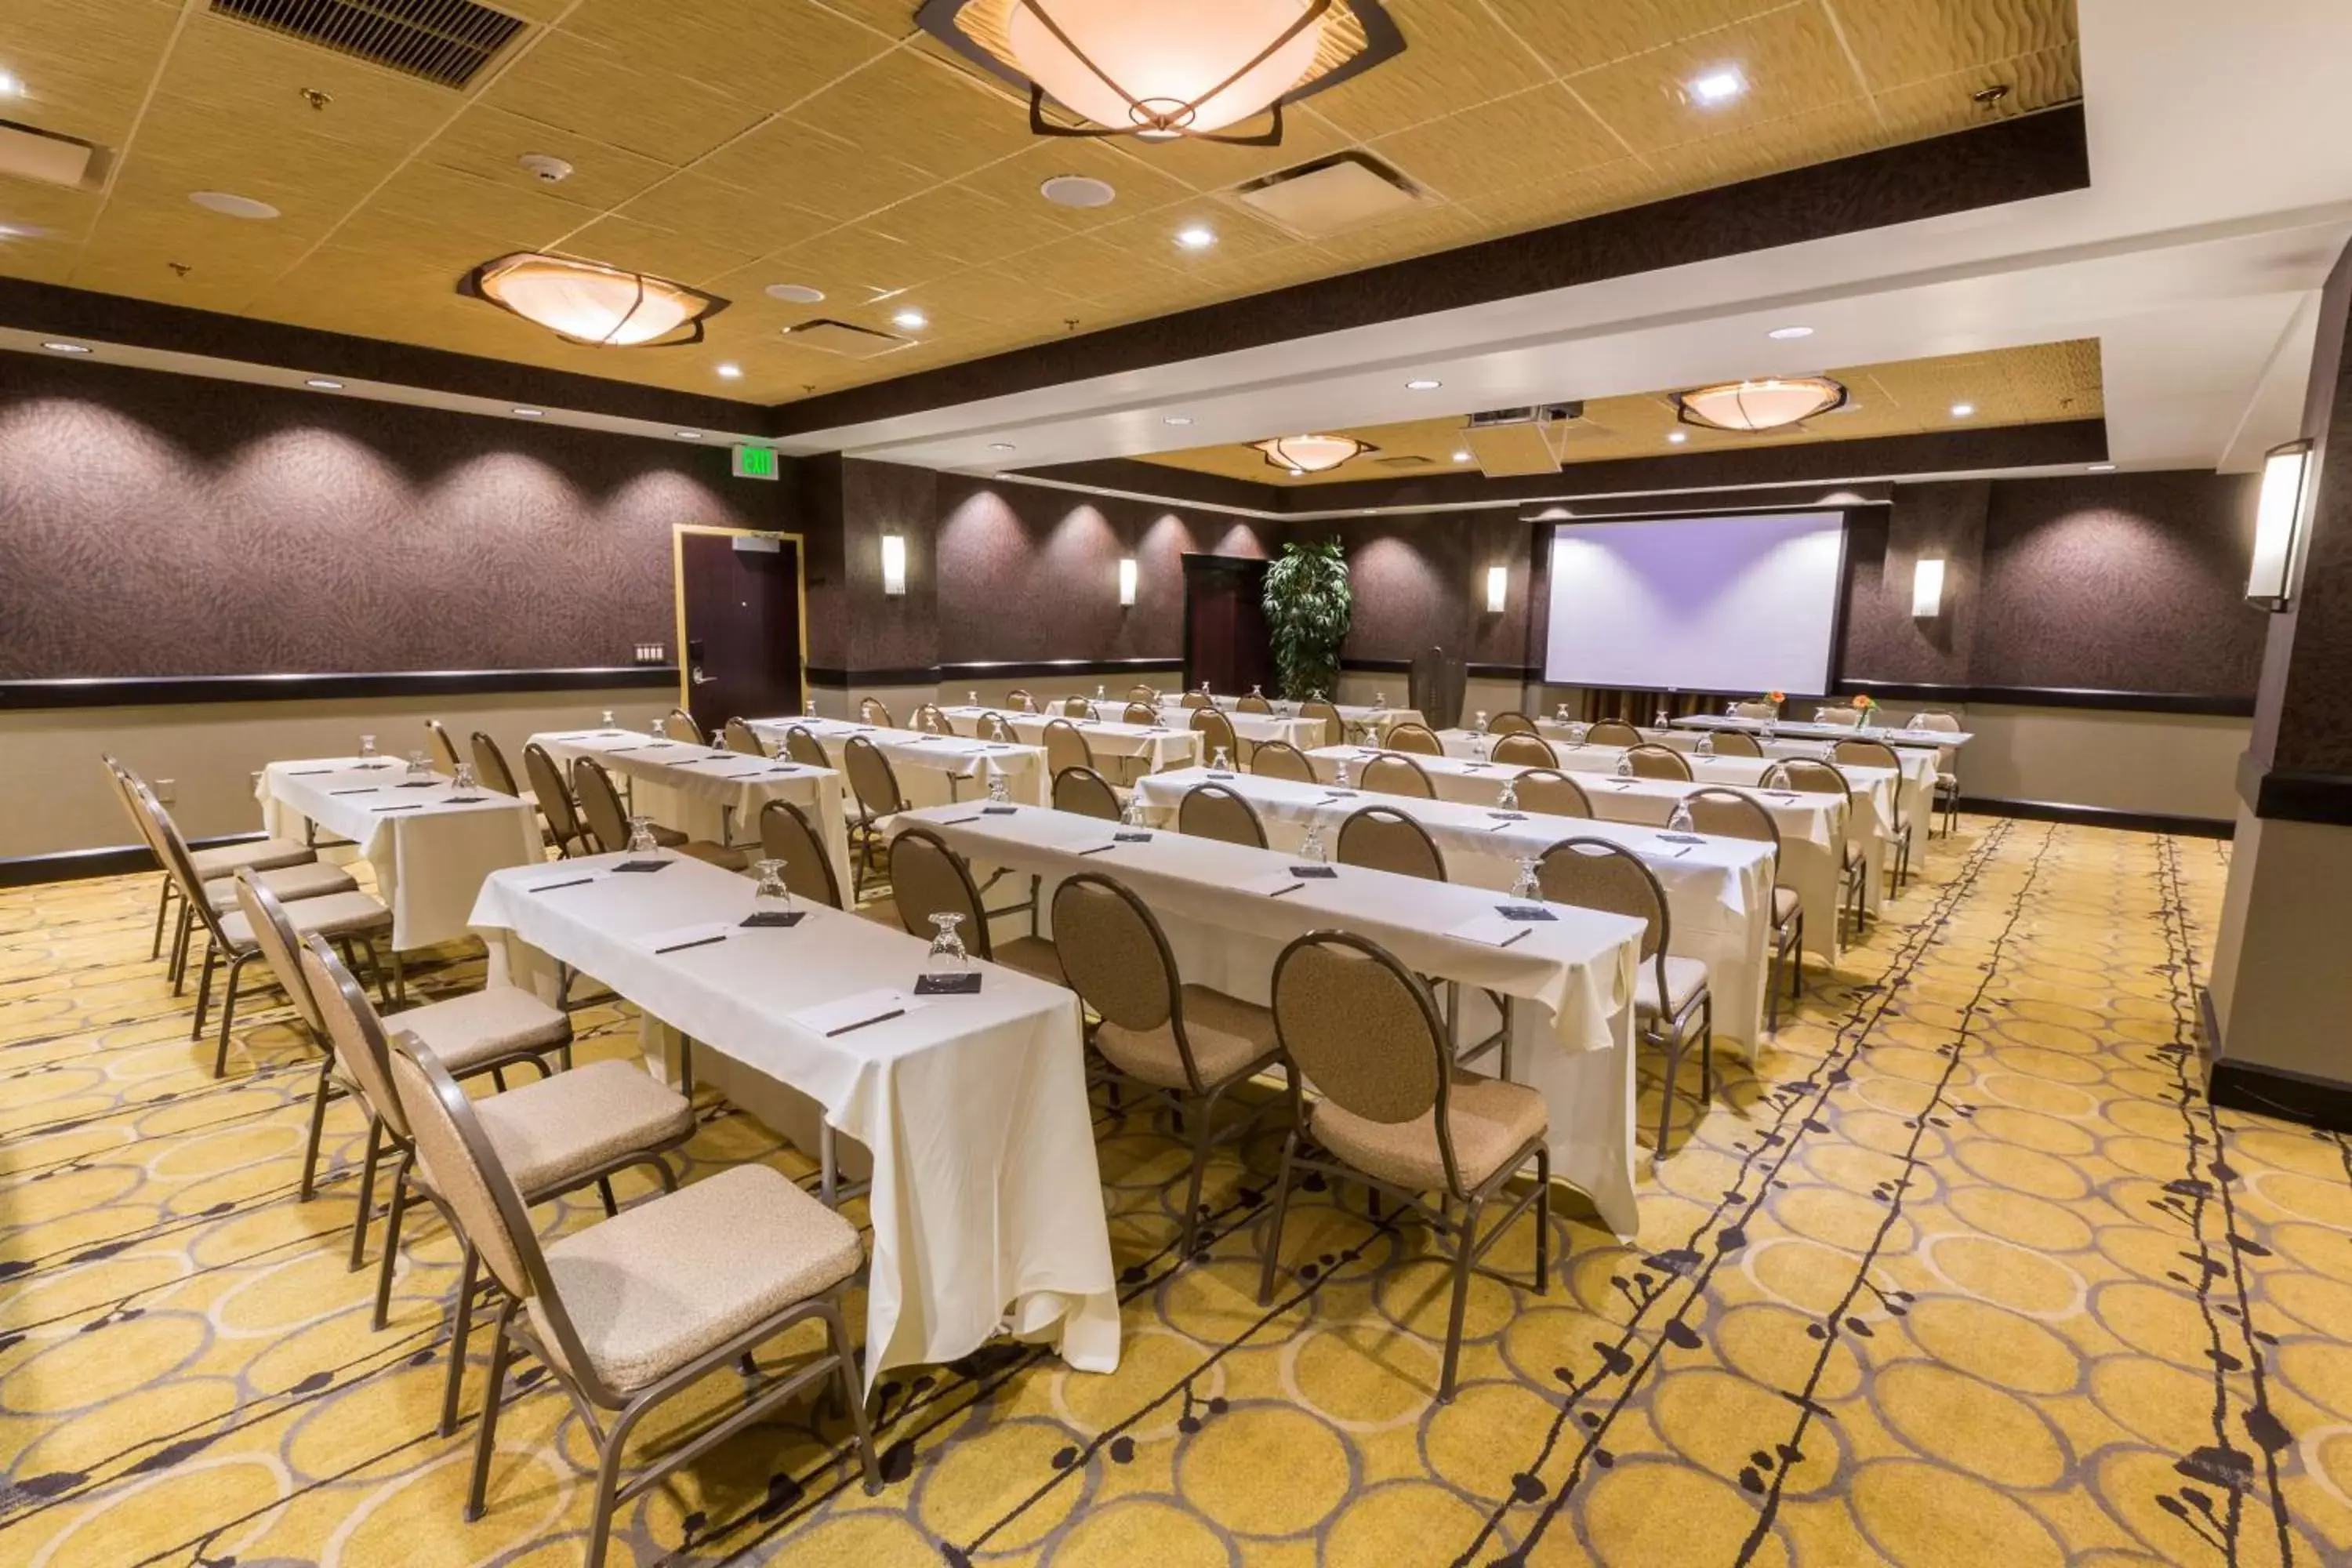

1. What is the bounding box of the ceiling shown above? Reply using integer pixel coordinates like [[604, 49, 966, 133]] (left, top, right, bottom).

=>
[[1141, 339, 2103, 485], [0, 0, 2078, 403]]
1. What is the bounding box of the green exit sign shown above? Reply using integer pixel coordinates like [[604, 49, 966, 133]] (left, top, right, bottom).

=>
[[731, 445, 780, 481]]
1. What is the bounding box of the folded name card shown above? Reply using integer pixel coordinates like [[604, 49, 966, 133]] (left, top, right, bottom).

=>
[[396, 780, 440, 789], [330, 787, 379, 796], [1496, 905, 1556, 922], [445, 795, 488, 804], [913, 972, 983, 996], [982, 804, 1018, 815], [1114, 831, 1153, 843], [633, 920, 737, 953], [612, 859, 673, 873], [789, 987, 927, 1036], [1206, 771, 1236, 780], [739, 911, 806, 928], [1450, 914, 1535, 947], [1657, 832, 1707, 844], [1290, 864, 1338, 879], [1487, 811, 1528, 821]]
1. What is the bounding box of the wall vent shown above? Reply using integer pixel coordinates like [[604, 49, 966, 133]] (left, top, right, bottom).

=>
[[209, 0, 527, 89], [786, 319, 914, 358], [1234, 152, 1420, 238]]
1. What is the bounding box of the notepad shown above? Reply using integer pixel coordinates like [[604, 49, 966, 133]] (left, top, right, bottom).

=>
[[789, 988, 927, 1037], [1240, 869, 1308, 898], [632, 920, 737, 954], [1450, 914, 1535, 948]]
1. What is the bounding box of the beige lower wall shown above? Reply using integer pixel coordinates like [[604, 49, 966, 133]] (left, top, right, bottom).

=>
[[5, 687, 671, 862], [2206, 806, 2352, 1081]]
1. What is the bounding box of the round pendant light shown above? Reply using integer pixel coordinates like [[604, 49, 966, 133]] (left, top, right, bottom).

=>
[[1673, 376, 1848, 432], [1251, 433, 1375, 473], [460, 252, 726, 347]]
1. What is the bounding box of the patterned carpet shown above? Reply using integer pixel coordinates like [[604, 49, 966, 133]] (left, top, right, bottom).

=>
[[3, 819, 2350, 1567]]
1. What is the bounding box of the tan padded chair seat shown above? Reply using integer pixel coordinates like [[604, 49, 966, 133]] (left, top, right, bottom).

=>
[[201, 859, 357, 912], [1095, 985, 1276, 1092], [993, 935, 1065, 985], [386, 985, 571, 1072], [643, 823, 690, 849], [1635, 956, 1710, 1018], [1310, 1069, 1546, 1192], [1773, 886, 1802, 926], [678, 841, 750, 872], [219, 891, 390, 950], [531, 1163, 862, 1393], [190, 837, 314, 878], [473, 1060, 694, 1196]]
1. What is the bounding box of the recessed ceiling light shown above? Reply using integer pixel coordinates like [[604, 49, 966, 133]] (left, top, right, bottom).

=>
[[1164, 415, 1194, 426], [41, 341, 91, 354], [676, 430, 702, 440], [513, 407, 543, 417], [1452, 450, 1472, 463], [1767, 325, 1814, 340], [305, 378, 343, 390], [989, 441, 1016, 452], [1287, 466, 1305, 476], [188, 191, 280, 220], [1950, 402, 1976, 418], [2089, 462, 2117, 472], [1175, 225, 1217, 250], [0, 73, 20, 97], [1406, 378, 1442, 391], [1691, 69, 1745, 104], [765, 282, 826, 305], [892, 308, 928, 330], [1040, 174, 1117, 209], [1667, 430, 1689, 444], [715, 362, 742, 379]]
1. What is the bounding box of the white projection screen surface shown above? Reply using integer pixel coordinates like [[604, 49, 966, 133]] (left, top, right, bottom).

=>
[[1542, 512, 1848, 695]]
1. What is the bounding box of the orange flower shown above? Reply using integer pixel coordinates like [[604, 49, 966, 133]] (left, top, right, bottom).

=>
[[1766, 690, 1784, 703], [1852, 692, 1876, 710]]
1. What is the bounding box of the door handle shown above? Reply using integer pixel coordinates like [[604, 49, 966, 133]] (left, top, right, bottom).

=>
[[691, 667, 717, 685]]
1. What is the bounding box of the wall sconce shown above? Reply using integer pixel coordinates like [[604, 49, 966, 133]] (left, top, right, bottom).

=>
[[1485, 564, 1508, 614], [1911, 557, 1946, 618], [880, 533, 907, 597], [1118, 557, 1138, 607], [2248, 438, 2312, 611]]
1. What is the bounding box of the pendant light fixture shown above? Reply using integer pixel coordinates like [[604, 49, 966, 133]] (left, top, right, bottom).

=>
[[916, 0, 1405, 146], [1673, 376, 1848, 433], [459, 252, 726, 347], [1250, 433, 1376, 473]]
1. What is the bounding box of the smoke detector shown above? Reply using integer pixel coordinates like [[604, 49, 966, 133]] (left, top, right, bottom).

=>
[[517, 152, 572, 183]]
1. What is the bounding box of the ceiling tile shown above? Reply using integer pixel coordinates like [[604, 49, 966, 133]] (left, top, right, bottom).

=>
[[1098, 107, 1362, 194], [1871, 46, 2082, 141], [552, 0, 893, 112], [0, 0, 179, 127], [1642, 97, 1888, 193], [1824, 0, 2076, 93], [421, 105, 679, 212], [1305, 198, 1495, 270], [786, 49, 1034, 183], [949, 140, 1200, 234], [804, 0, 924, 42], [691, 118, 935, 223], [340, 165, 592, 260], [616, 172, 833, 258], [1306, 0, 1555, 140], [486, 31, 771, 165], [151, 12, 459, 163], [554, 213, 761, 286], [864, 179, 1049, 269], [1569, 4, 1870, 155], [1370, 83, 1622, 201], [1480, 0, 1789, 78], [753, 223, 943, 304], [965, 233, 1182, 307], [0, 181, 106, 245]]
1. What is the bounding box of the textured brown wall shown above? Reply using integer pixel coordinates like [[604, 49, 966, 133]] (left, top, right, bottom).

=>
[[1839, 481, 1987, 687], [0, 354, 779, 680], [2263, 240, 2352, 775]]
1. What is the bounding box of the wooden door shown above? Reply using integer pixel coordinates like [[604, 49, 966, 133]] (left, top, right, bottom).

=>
[[677, 530, 804, 734], [1182, 554, 1275, 695]]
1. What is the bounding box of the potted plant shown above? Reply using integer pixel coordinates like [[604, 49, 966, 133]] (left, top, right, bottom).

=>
[[1261, 541, 1352, 702]]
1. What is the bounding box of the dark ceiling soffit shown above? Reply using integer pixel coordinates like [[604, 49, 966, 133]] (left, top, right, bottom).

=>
[[772, 104, 2089, 437], [0, 276, 769, 433]]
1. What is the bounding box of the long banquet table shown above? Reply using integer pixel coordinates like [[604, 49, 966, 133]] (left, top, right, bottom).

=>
[[749, 716, 1050, 808], [257, 758, 540, 949], [1130, 766, 1775, 1047], [902, 800, 1653, 1238], [1667, 712, 1973, 748], [469, 850, 1119, 1386], [938, 706, 1202, 777]]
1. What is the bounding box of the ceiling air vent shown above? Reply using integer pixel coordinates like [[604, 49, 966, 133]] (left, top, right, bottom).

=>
[[1234, 152, 1420, 238], [1375, 454, 1432, 470], [0, 119, 100, 188], [209, 0, 527, 89], [786, 319, 913, 359]]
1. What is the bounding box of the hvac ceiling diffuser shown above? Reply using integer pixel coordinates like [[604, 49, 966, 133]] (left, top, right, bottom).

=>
[[210, 0, 526, 89]]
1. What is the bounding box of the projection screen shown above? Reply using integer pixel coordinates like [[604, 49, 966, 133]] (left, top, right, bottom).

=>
[[1541, 512, 1847, 695]]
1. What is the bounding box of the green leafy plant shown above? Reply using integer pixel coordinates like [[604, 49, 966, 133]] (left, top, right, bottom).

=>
[[1261, 540, 1353, 701]]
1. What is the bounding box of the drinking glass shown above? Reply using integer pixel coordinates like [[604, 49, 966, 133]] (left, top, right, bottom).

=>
[[1374, 689, 1388, 708], [1121, 793, 1148, 830], [1762, 722, 1778, 743], [651, 717, 667, 739], [1299, 822, 1330, 865], [453, 762, 478, 792], [601, 710, 617, 728], [1097, 684, 1107, 700], [1334, 757, 1352, 789], [358, 733, 379, 760], [405, 749, 430, 778], [752, 858, 793, 919], [626, 815, 661, 857], [1497, 775, 1520, 811], [1474, 710, 1488, 731], [1614, 755, 1633, 779], [1695, 732, 1715, 757], [1569, 722, 1589, 745], [926, 913, 970, 980], [1654, 708, 1671, 730], [804, 696, 816, 717], [1211, 746, 1232, 772], [1668, 801, 1697, 834], [1556, 704, 1572, 723], [968, 689, 978, 706], [1510, 857, 1543, 902], [987, 771, 1011, 804]]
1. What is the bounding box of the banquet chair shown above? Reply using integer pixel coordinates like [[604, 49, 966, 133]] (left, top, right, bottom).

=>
[[1053, 765, 1123, 822], [1256, 930, 1548, 1402], [666, 708, 706, 746], [1706, 731, 1763, 757], [1684, 788, 1804, 1030], [885, 826, 1062, 982], [1236, 691, 1274, 715], [1486, 711, 1537, 736], [1730, 699, 1779, 720], [858, 697, 895, 728], [1062, 696, 1095, 719], [757, 800, 846, 909], [1338, 806, 1446, 882], [1810, 706, 1864, 728], [1359, 753, 1436, 800], [572, 758, 746, 870], [1910, 711, 1964, 835], [469, 731, 526, 800], [1584, 719, 1642, 748], [1053, 872, 1289, 1256], [523, 743, 594, 858], [1128, 684, 1160, 705], [1385, 722, 1443, 757], [1191, 706, 1240, 767], [1537, 838, 1711, 1160], [1122, 701, 1157, 726], [722, 717, 768, 757], [426, 719, 465, 774], [1831, 737, 1911, 891], [1043, 719, 1097, 781], [1181, 691, 1212, 710], [841, 738, 909, 901], [1490, 732, 1556, 768], [1625, 744, 1693, 782], [913, 702, 950, 733], [382, 1031, 877, 1568], [1250, 741, 1315, 783], [1006, 688, 1036, 712], [103, 756, 314, 967], [781, 724, 832, 770], [1514, 769, 1592, 818], [970, 710, 1014, 743], [1771, 759, 1870, 938], [1300, 699, 1345, 749], [1178, 784, 1267, 849]]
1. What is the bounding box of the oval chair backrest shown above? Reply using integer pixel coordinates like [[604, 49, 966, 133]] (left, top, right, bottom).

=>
[[1338, 805, 1446, 881], [1123, 702, 1157, 726], [132, 785, 230, 946], [1684, 787, 1780, 851], [234, 869, 325, 1036], [1537, 837, 1668, 964], [1515, 769, 1592, 818], [1299, 699, 1345, 749], [1178, 784, 1266, 848], [299, 933, 406, 1137], [1062, 696, 1094, 719], [859, 697, 896, 728], [1707, 730, 1763, 757], [570, 757, 630, 852], [1359, 753, 1435, 800], [1625, 744, 1693, 781], [1180, 691, 1211, 710], [667, 708, 706, 746], [886, 826, 991, 956], [1812, 706, 1864, 728], [724, 718, 768, 757], [1236, 693, 1273, 714], [1584, 719, 1642, 748], [1042, 720, 1093, 779], [1487, 711, 1537, 736], [426, 720, 463, 773], [841, 736, 906, 820], [1053, 765, 1122, 822], [1385, 722, 1443, 757], [523, 744, 584, 845], [1730, 700, 1779, 720], [1909, 710, 1962, 770], [1051, 873, 1179, 1040], [1490, 732, 1556, 768], [470, 731, 521, 796], [1831, 738, 1900, 771], [1250, 741, 1315, 783], [1189, 706, 1238, 760], [971, 711, 1012, 742], [912, 703, 949, 733], [1777, 758, 1850, 798], [1270, 932, 1462, 1194], [757, 799, 844, 909], [1127, 685, 1159, 706], [782, 725, 832, 770], [1006, 688, 1036, 713]]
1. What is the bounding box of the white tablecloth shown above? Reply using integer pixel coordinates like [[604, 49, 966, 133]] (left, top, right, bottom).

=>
[[468, 851, 1118, 1386], [1152, 705, 1327, 752], [752, 717, 1049, 808], [1669, 713, 1973, 747], [257, 759, 540, 949], [905, 802, 1650, 1239], [528, 730, 853, 896], [1131, 768, 1773, 1047], [939, 707, 1202, 775]]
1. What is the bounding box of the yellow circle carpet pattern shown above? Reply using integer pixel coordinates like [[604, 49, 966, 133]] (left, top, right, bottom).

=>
[[1, 822, 2348, 1566]]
